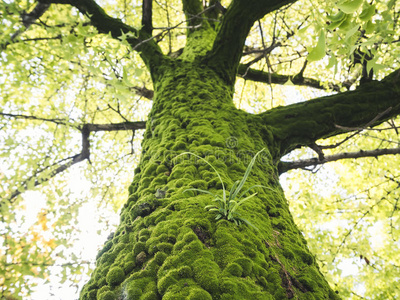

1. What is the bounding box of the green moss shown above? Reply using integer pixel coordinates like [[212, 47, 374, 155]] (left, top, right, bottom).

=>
[[124, 261, 136, 273], [233, 257, 253, 276], [100, 252, 117, 266], [98, 291, 115, 300], [177, 265, 193, 278], [98, 277, 107, 287], [183, 232, 198, 243], [295, 249, 314, 265], [224, 262, 243, 277], [189, 179, 208, 190], [283, 248, 295, 260], [119, 233, 130, 244], [138, 228, 151, 239], [142, 291, 159, 300], [174, 178, 191, 188], [297, 268, 324, 293], [187, 288, 213, 300], [158, 269, 179, 294], [192, 258, 219, 293], [172, 140, 187, 151], [96, 240, 113, 261], [133, 242, 147, 256], [157, 242, 174, 253], [96, 286, 110, 298], [274, 287, 288, 299], [136, 251, 147, 266], [84, 289, 97, 300], [126, 285, 142, 299], [106, 266, 125, 286], [143, 163, 159, 177], [131, 197, 160, 218], [154, 251, 168, 265], [266, 270, 281, 285]]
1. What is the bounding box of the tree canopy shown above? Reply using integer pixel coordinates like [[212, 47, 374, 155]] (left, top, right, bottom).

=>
[[1, 0, 399, 299]]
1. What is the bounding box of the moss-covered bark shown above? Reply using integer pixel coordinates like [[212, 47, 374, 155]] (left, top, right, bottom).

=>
[[257, 70, 400, 156], [79, 60, 339, 300]]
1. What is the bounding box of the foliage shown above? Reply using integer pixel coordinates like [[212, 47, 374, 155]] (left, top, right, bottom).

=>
[[0, 0, 399, 299], [282, 120, 400, 299]]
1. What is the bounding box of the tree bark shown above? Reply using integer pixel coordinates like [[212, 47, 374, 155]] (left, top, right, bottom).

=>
[[79, 61, 339, 300]]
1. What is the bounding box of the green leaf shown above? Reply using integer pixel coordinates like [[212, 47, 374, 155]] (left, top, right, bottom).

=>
[[135, 68, 144, 78], [337, 0, 363, 14], [359, 4, 376, 21], [326, 55, 338, 70], [307, 31, 326, 62], [230, 148, 265, 200], [364, 20, 376, 34], [228, 180, 240, 201], [240, 218, 259, 230], [239, 184, 277, 200], [205, 205, 217, 210], [327, 11, 346, 22], [345, 25, 360, 41], [338, 14, 353, 29], [231, 193, 257, 213]]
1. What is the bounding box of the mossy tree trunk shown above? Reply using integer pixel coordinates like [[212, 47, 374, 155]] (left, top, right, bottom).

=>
[[80, 59, 345, 300], [38, 0, 400, 299]]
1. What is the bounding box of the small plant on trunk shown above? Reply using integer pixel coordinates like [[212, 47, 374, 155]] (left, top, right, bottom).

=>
[[176, 149, 274, 227]]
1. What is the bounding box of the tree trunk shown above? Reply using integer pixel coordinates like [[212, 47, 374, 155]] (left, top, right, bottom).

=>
[[79, 60, 339, 300]]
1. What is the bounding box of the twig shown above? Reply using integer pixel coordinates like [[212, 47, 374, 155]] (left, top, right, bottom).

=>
[[1, 2, 50, 50], [279, 147, 400, 174], [1, 117, 146, 204]]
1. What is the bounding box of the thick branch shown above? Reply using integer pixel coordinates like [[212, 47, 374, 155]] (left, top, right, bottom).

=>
[[38, 0, 164, 72], [142, 0, 153, 33], [182, 0, 205, 30], [83, 121, 146, 132], [204, 0, 225, 29], [203, 0, 297, 85], [133, 86, 154, 100], [237, 64, 341, 91], [257, 69, 400, 157], [279, 147, 400, 174]]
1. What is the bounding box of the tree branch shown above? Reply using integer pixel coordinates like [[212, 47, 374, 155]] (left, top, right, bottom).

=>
[[237, 64, 341, 91], [142, 0, 153, 34], [257, 69, 400, 158], [21, 2, 51, 28], [38, 0, 164, 72], [0, 111, 74, 127], [1, 2, 50, 50], [133, 86, 154, 100], [1, 117, 146, 204], [182, 0, 209, 33], [203, 0, 297, 85], [279, 147, 400, 174], [83, 121, 146, 132]]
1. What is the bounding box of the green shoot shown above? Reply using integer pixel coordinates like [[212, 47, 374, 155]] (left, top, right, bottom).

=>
[[176, 149, 274, 227]]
